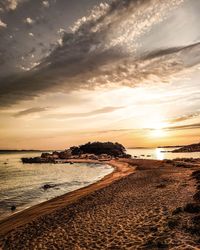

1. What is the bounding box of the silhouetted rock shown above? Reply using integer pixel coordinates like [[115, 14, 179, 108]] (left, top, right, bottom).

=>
[[11, 205, 16, 212], [58, 150, 72, 159], [21, 142, 131, 163], [41, 153, 51, 158], [172, 142, 200, 153], [70, 142, 127, 157], [42, 184, 57, 190], [22, 157, 55, 163]]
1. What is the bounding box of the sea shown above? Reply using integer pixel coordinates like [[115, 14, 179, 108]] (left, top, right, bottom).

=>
[[127, 147, 200, 161], [0, 148, 199, 220], [0, 152, 113, 220]]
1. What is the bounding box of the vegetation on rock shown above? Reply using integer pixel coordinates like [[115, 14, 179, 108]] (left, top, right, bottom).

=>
[[70, 142, 127, 157]]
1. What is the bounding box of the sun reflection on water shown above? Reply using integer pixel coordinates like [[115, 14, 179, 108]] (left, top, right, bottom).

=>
[[155, 148, 164, 160]]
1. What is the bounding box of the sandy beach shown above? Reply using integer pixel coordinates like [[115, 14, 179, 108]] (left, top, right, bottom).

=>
[[0, 159, 200, 249]]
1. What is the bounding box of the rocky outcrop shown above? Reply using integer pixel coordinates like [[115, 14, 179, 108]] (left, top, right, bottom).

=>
[[70, 142, 130, 157], [21, 157, 55, 163], [172, 142, 200, 153], [42, 184, 57, 190], [58, 150, 72, 159], [21, 142, 132, 163]]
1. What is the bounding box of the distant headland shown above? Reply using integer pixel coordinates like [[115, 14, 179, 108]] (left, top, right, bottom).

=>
[[172, 142, 200, 153], [0, 150, 44, 154]]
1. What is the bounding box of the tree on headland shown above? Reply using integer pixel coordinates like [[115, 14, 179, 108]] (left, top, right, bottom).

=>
[[70, 142, 126, 157]]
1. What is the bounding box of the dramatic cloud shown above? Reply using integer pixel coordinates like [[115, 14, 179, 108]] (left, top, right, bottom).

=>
[[97, 122, 200, 135], [63, 120, 200, 136], [0, 0, 27, 11], [0, 19, 7, 28], [0, 0, 200, 107], [5, 0, 18, 10], [14, 107, 48, 117], [24, 17, 34, 24], [47, 106, 123, 119], [42, 1, 49, 8], [165, 123, 200, 131], [169, 111, 200, 123]]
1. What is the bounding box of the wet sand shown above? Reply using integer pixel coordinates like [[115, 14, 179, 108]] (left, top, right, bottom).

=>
[[0, 159, 200, 249]]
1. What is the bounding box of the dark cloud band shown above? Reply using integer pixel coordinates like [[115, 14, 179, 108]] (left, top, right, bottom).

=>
[[0, 0, 199, 107]]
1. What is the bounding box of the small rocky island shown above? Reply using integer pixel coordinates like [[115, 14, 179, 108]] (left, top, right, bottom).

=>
[[22, 142, 132, 163], [172, 142, 200, 153]]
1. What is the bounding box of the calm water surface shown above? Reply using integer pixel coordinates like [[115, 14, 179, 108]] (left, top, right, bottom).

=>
[[0, 152, 113, 220], [1, 148, 199, 220], [127, 147, 200, 160]]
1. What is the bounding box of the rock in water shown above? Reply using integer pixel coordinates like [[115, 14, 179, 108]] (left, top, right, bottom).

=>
[[42, 184, 57, 190], [11, 205, 16, 212]]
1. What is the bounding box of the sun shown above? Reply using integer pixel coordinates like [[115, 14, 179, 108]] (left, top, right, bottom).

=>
[[150, 128, 166, 138], [147, 118, 168, 138]]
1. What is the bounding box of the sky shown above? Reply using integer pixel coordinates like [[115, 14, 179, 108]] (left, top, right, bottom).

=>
[[0, 0, 199, 150]]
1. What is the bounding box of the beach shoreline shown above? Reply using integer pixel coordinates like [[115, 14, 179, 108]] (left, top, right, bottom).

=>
[[1, 158, 200, 249], [0, 159, 135, 237]]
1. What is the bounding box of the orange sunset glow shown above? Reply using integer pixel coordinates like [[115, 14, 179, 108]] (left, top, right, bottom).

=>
[[0, 0, 199, 150], [1, 1, 200, 250]]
